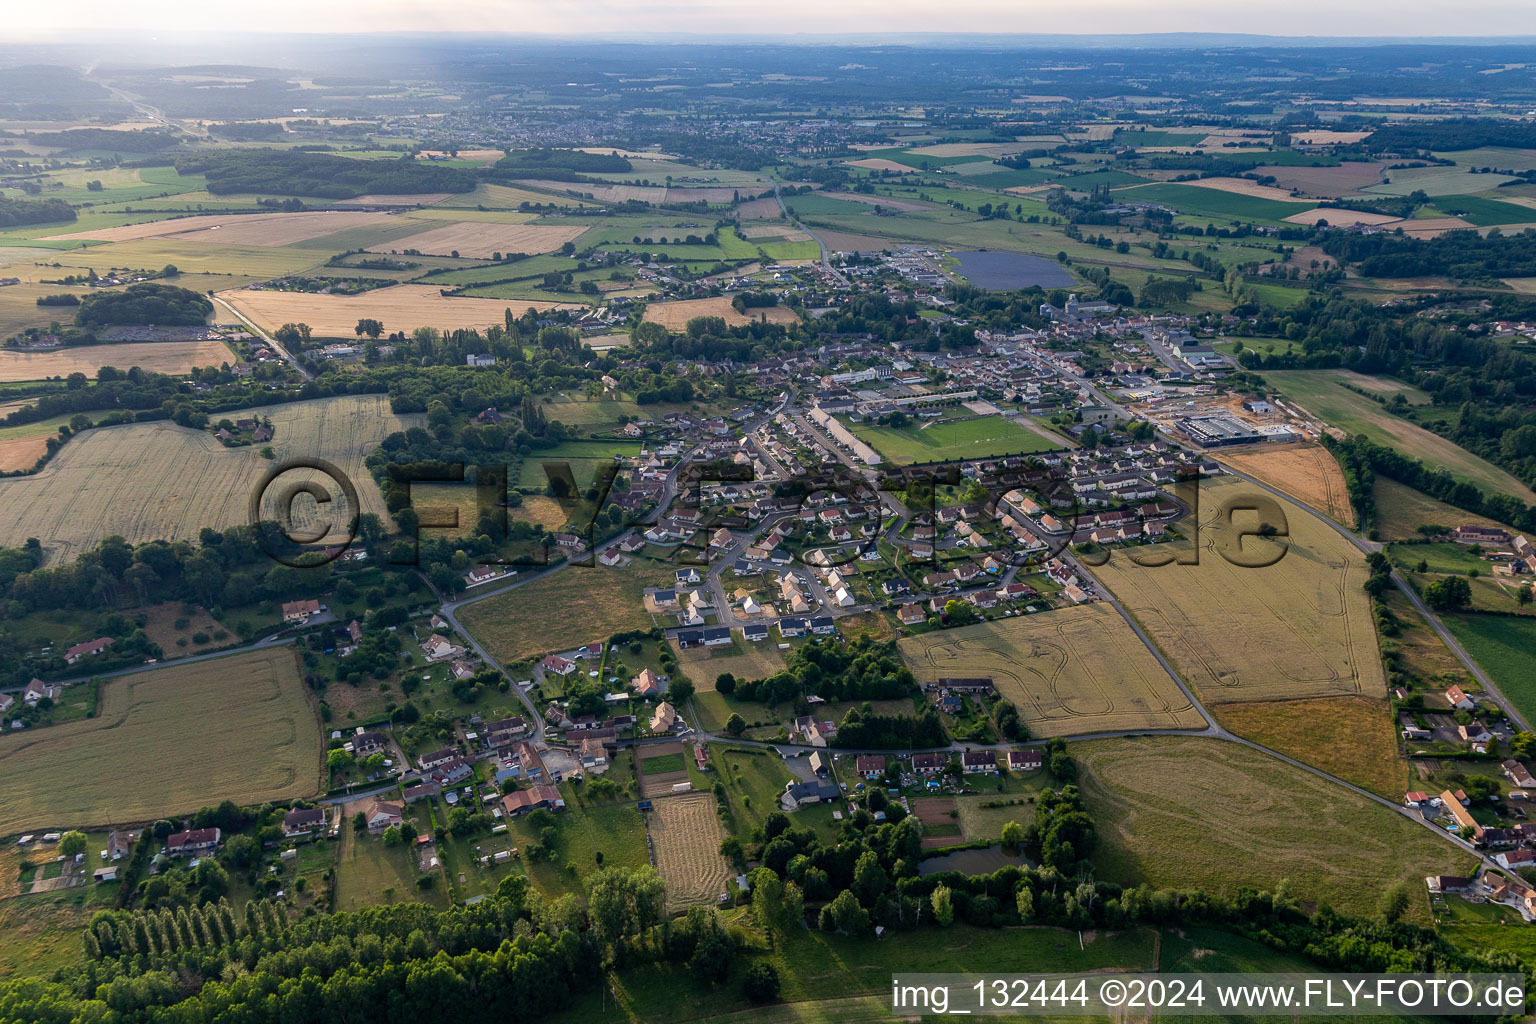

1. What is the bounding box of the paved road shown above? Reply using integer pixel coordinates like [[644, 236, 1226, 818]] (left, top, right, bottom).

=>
[[773, 181, 848, 288], [211, 295, 313, 380]]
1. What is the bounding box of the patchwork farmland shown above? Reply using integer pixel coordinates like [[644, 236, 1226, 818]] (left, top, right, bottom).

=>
[[0, 394, 418, 563], [898, 605, 1205, 736], [0, 648, 322, 836], [1090, 476, 1385, 705]]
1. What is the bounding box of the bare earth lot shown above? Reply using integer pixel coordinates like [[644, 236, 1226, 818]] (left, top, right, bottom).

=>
[[0, 648, 321, 835], [221, 284, 584, 337], [0, 340, 236, 382]]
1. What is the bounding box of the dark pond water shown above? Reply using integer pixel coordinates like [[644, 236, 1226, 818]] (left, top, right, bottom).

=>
[[917, 845, 1032, 876], [953, 249, 1076, 290]]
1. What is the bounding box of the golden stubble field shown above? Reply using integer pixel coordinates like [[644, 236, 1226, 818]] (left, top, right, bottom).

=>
[[0, 648, 322, 835], [1218, 443, 1356, 528], [643, 296, 802, 330], [0, 394, 420, 563], [0, 340, 237, 382], [367, 221, 588, 259], [43, 210, 397, 246], [898, 604, 1205, 736], [649, 792, 733, 910], [1090, 476, 1385, 705], [220, 284, 586, 338]]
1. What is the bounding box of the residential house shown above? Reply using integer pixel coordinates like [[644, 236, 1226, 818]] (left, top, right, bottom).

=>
[[743, 622, 769, 642], [22, 679, 60, 705], [962, 751, 996, 774], [632, 668, 662, 696], [897, 603, 926, 626], [167, 828, 221, 857], [651, 701, 677, 732], [351, 731, 387, 756], [780, 779, 840, 810], [364, 801, 404, 833], [578, 737, 609, 768], [808, 751, 829, 777], [541, 655, 576, 677], [64, 637, 114, 665], [403, 781, 441, 804], [1446, 685, 1476, 710], [1440, 789, 1483, 840], [485, 717, 528, 746], [419, 747, 460, 771], [104, 830, 133, 861], [1506, 760, 1536, 790], [912, 752, 945, 775], [503, 785, 565, 816], [1008, 749, 1043, 772], [281, 600, 321, 624], [282, 808, 327, 839], [857, 755, 887, 779]]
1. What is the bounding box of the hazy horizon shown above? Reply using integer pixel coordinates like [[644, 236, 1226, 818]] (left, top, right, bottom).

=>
[[7, 1, 1536, 42]]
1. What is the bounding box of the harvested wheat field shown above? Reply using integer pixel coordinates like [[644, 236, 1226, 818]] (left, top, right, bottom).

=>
[[734, 197, 783, 219], [818, 191, 933, 212], [221, 284, 584, 337], [906, 142, 1030, 158], [644, 296, 801, 330], [739, 223, 811, 241], [0, 394, 419, 563], [0, 436, 48, 472], [44, 210, 395, 246], [1260, 162, 1389, 197], [0, 648, 322, 835], [1218, 443, 1355, 528], [1397, 218, 1475, 237], [1181, 177, 1312, 202], [1283, 209, 1400, 228], [649, 793, 733, 910], [368, 221, 587, 259], [0, 340, 236, 382], [1212, 696, 1406, 798], [333, 193, 453, 206], [517, 180, 667, 204], [1290, 130, 1373, 146], [898, 604, 1204, 737], [1077, 735, 1470, 922], [1091, 476, 1385, 705]]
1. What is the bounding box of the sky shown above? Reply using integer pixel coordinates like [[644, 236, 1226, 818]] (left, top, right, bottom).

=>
[[8, 0, 1536, 39]]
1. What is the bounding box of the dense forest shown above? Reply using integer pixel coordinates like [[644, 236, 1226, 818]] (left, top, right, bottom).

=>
[[1319, 228, 1536, 280], [173, 149, 477, 199], [0, 195, 75, 227], [74, 283, 214, 327], [489, 148, 632, 181], [1366, 119, 1536, 152]]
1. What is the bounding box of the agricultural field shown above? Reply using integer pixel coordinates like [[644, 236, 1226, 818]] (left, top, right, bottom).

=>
[[1077, 736, 1473, 921], [1257, 161, 1390, 197], [897, 604, 1205, 736], [457, 562, 676, 664], [0, 340, 236, 382], [1441, 614, 1536, 725], [1363, 165, 1516, 197], [1211, 696, 1406, 798], [220, 283, 585, 338], [1372, 477, 1521, 541], [846, 414, 1060, 464], [1112, 182, 1315, 223], [1217, 443, 1355, 527], [643, 296, 802, 330], [42, 210, 397, 246], [1264, 371, 1533, 502], [367, 221, 588, 259], [669, 639, 786, 689], [0, 648, 322, 836], [1091, 476, 1385, 704], [648, 792, 733, 910], [0, 394, 419, 563]]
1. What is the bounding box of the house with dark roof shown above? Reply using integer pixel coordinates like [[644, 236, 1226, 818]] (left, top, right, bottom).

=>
[[167, 828, 221, 857]]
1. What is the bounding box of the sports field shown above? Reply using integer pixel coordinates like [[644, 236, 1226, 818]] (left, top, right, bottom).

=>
[[0, 394, 418, 563], [1091, 476, 1385, 705], [1217, 443, 1355, 527], [0, 340, 236, 382], [897, 604, 1205, 736], [848, 415, 1061, 464], [1265, 370, 1532, 502], [1077, 736, 1473, 921], [0, 648, 322, 835], [220, 284, 585, 338]]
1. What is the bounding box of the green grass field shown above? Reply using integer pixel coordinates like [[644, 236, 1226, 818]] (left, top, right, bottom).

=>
[[335, 821, 449, 912], [507, 799, 649, 899], [639, 751, 686, 775], [1441, 614, 1536, 725], [1428, 194, 1536, 226], [1076, 736, 1473, 922], [1113, 183, 1315, 224], [1264, 370, 1534, 502], [847, 414, 1060, 464]]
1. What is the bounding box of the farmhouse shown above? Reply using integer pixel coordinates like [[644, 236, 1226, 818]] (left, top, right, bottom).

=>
[[1452, 525, 1510, 546], [364, 801, 404, 833], [503, 785, 565, 816], [64, 638, 114, 665], [166, 828, 221, 857]]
